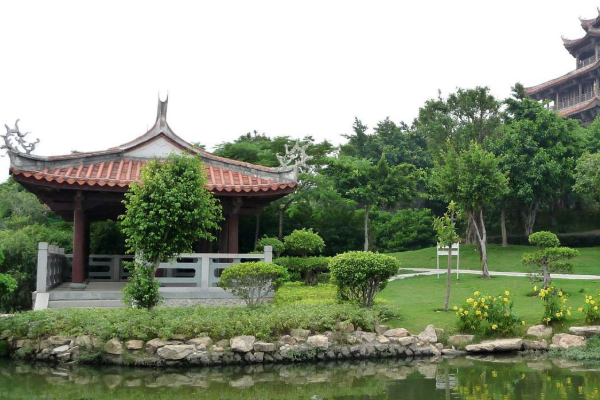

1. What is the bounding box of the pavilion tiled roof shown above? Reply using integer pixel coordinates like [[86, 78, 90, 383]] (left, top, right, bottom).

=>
[[10, 159, 297, 194]]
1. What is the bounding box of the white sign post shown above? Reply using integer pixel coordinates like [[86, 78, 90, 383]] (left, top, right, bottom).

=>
[[436, 242, 460, 279]]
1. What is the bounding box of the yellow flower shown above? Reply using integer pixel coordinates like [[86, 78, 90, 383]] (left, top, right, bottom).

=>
[[505, 291, 510, 296], [484, 305, 489, 309], [503, 298, 509, 303], [453, 306, 458, 311], [522, 321, 526, 326], [578, 307, 584, 312], [480, 297, 486, 303], [595, 306, 598, 311], [558, 291, 563, 297], [483, 312, 488, 317], [473, 302, 478, 308], [464, 310, 469, 315], [474, 291, 481, 296], [504, 313, 510, 317], [586, 299, 590, 304], [492, 324, 498, 330], [467, 298, 474, 304], [567, 310, 572, 316], [455, 312, 459, 316], [534, 285, 537, 292], [540, 292, 546, 298], [591, 300, 596, 305], [476, 310, 482, 316]]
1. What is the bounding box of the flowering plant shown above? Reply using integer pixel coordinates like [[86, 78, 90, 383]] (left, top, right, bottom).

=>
[[578, 293, 600, 324], [535, 285, 571, 324], [454, 290, 524, 336]]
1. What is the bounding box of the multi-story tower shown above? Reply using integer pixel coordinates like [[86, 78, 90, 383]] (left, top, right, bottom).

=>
[[526, 10, 600, 124]]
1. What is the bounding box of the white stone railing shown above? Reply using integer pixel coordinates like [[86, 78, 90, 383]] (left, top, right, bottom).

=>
[[60, 246, 273, 289], [36, 243, 68, 293]]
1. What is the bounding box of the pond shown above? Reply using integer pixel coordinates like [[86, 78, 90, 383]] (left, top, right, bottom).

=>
[[0, 355, 599, 399]]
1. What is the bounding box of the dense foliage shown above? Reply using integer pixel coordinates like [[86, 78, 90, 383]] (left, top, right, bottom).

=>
[[219, 261, 289, 306], [522, 231, 579, 289], [329, 251, 400, 308], [283, 229, 325, 257], [534, 286, 571, 324], [274, 256, 330, 285], [256, 236, 285, 257]]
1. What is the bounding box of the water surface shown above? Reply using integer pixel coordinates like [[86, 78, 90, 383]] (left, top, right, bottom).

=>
[[1, 355, 599, 399]]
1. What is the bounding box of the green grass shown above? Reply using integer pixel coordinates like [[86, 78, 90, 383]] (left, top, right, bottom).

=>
[[378, 273, 600, 335], [390, 244, 600, 275]]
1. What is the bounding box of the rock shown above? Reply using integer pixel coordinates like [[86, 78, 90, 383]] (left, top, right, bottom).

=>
[[157, 345, 195, 360], [290, 329, 310, 341], [103, 338, 123, 355], [375, 324, 388, 335], [74, 335, 92, 348], [126, 340, 144, 350], [307, 335, 329, 349], [253, 342, 276, 352], [447, 335, 475, 347], [213, 346, 224, 352], [335, 321, 355, 333], [254, 351, 264, 363], [396, 336, 417, 346], [527, 325, 553, 339], [231, 336, 256, 352], [417, 325, 438, 344], [383, 328, 410, 338], [52, 345, 70, 354], [186, 337, 213, 348], [435, 343, 444, 350], [280, 335, 296, 345], [47, 336, 72, 346], [465, 338, 523, 353], [15, 340, 30, 349], [376, 335, 390, 344], [568, 326, 600, 337], [56, 351, 72, 362], [0, 330, 9, 340], [442, 348, 466, 356], [355, 331, 377, 343], [523, 339, 549, 351], [551, 334, 586, 350], [146, 338, 169, 354]]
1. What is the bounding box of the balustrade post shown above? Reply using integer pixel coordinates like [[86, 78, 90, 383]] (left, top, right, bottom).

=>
[[264, 245, 273, 263], [201, 256, 210, 289], [36, 242, 49, 293]]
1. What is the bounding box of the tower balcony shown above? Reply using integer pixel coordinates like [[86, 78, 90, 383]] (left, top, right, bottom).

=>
[[578, 54, 599, 69], [555, 89, 598, 111]]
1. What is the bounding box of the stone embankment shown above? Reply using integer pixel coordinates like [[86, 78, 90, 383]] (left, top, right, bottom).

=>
[[2, 324, 599, 367]]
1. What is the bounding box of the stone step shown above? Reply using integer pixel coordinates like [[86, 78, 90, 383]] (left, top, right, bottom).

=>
[[48, 300, 126, 308]]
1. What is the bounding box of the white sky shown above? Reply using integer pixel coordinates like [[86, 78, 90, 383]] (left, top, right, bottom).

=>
[[1, 1, 599, 182]]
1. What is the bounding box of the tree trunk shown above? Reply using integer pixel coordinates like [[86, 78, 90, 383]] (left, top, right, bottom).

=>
[[444, 245, 452, 311], [363, 205, 370, 251], [278, 208, 284, 240], [253, 214, 260, 250], [500, 208, 508, 247], [542, 262, 551, 289], [466, 218, 476, 244], [470, 209, 490, 278], [522, 199, 540, 237]]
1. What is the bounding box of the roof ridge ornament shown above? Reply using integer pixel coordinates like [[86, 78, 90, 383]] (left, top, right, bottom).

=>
[[156, 94, 169, 131], [1, 119, 39, 156], [276, 140, 313, 174]]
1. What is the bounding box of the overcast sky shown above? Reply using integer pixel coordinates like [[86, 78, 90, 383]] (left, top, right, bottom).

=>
[[1, 1, 599, 182]]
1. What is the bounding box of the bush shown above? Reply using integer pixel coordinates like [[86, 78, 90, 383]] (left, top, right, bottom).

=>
[[0, 273, 17, 312], [577, 293, 600, 324], [273, 282, 337, 306], [454, 290, 524, 336], [375, 208, 436, 252], [534, 286, 571, 324], [284, 229, 325, 257], [256, 236, 285, 257], [219, 261, 289, 306], [121, 262, 163, 310], [523, 231, 578, 289], [275, 256, 330, 286], [329, 251, 400, 308]]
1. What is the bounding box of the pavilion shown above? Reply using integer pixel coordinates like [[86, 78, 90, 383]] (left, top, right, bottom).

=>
[[7, 98, 297, 292]]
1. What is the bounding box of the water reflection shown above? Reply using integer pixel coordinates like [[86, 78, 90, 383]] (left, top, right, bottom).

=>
[[0, 354, 599, 399]]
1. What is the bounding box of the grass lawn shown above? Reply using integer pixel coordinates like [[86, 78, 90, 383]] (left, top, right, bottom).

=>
[[389, 244, 600, 275], [378, 273, 600, 335]]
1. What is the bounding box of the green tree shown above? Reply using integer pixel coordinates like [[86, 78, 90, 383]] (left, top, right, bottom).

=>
[[431, 143, 507, 277], [500, 84, 582, 236], [326, 155, 420, 251], [522, 231, 578, 289], [573, 151, 600, 207], [433, 201, 460, 311], [120, 153, 222, 309], [375, 208, 436, 252]]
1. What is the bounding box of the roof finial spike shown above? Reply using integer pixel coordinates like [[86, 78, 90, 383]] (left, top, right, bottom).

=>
[[156, 92, 169, 129]]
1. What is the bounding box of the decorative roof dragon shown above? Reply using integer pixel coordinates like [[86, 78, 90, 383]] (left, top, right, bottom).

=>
[[276, 141, 313, 173], [1, 120, 39, 155]]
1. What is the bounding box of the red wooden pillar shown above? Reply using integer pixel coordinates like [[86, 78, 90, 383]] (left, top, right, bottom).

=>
[[83, 219, 90, 280], [228, 213, 239, 254], [71, 193, 87, 290], [219, 216, 229, 253]]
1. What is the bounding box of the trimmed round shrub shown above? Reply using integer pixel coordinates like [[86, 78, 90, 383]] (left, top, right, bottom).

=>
[[257, 236, 285, 257], [219, 261, 289, 306], [275, 256, 330, 286], [284, 228, 325, 257], [529, 231, 560, 249], [329, 251, 400, 308]]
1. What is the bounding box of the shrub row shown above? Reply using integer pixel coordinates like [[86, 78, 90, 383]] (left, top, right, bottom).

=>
[[0, 304, 391, 342], [274, 257, 331, 285]]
